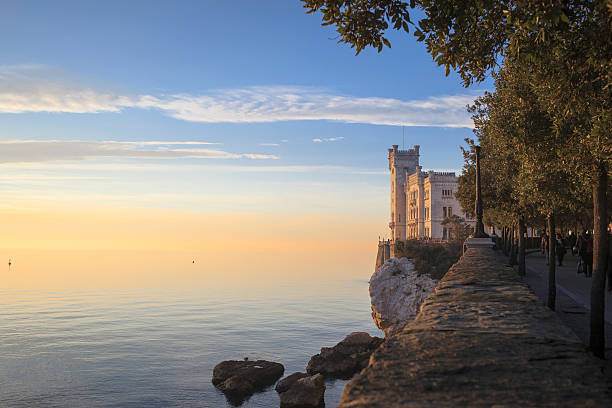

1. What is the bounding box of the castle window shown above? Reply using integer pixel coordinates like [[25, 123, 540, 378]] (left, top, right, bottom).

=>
[[443, 207, 447, 218], [448, 207, 453, 217]]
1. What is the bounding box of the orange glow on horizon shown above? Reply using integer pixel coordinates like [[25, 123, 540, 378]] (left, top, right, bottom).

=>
[[0, 201, 385, 289]]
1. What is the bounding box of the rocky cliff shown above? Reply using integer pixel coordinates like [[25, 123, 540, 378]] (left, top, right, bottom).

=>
[[369, 257, 437, 338]]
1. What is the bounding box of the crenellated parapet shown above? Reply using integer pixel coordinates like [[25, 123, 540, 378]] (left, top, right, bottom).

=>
[[426, 170, 457, 182], [387, 144, 420, 171]]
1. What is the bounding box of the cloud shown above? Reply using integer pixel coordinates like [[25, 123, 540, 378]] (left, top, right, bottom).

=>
[[0, 140, 277, 163], [0, 161, 387, 175], [0, 66, 477, 128], [313, 137, 344, 143], [259, 143, 280, 146]]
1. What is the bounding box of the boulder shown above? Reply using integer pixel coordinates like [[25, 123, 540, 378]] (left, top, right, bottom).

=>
[[306, 332, 383, 379], [370, 257, 437, 337], [275, 372, 309, 393], [279, 373, 325, 408], [212, 359, 284, 404]]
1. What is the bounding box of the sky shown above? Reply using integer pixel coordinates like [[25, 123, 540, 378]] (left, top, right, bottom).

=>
[[0, 1, 488, 279]]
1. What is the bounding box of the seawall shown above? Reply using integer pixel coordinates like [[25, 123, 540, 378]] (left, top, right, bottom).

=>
[[341, 246, 612, 407]]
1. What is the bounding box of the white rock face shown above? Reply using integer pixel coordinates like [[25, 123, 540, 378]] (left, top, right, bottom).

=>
[[370, 257, 437, 338]]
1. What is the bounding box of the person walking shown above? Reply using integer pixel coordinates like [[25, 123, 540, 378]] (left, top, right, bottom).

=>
[[569, 231, 577, 256], [556, 233, 566, 267]]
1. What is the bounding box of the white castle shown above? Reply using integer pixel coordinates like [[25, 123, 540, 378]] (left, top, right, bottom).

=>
[[388, 144, 470, 241]]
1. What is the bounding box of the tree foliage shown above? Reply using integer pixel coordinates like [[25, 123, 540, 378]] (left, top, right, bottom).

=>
[[393, 239, 461, 279], [301, 0, 598, 85], [303, 0, 611, 357], [441, 214, 472, 243]]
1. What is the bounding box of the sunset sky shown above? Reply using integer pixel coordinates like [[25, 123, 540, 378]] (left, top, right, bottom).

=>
[[0, 1, 488, 280]]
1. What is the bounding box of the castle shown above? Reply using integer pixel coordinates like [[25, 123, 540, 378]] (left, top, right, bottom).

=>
[[388, 144, 470, 241]]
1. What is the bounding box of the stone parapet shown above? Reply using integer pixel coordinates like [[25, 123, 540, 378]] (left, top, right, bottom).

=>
[[465, 237, 495, 249], [340, 247, 612, 407]]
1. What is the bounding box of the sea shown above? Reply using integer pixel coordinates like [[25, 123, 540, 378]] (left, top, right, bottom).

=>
[[0, 250, 380, 407]]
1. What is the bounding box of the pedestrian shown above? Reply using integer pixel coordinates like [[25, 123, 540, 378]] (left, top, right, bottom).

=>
[[556, 233, 566, 266], [569, 231, 577, 255], [576, 232, 585, 274]]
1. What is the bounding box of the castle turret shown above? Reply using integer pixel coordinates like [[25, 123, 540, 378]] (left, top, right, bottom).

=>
[[388, 145, 420, 241]]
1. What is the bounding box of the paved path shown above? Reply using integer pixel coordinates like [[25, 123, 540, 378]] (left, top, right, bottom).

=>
[[517, 250, 612, 360], [340, 247, 612, 407]]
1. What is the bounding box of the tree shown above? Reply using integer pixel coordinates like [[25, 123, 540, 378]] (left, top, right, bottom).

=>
[[303, 0, 611, 357], [441, 214, 472, 243], [302, 1, 595, 84]]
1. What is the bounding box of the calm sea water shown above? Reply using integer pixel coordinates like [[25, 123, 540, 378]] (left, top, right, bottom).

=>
[[0, 273, 379, 407]]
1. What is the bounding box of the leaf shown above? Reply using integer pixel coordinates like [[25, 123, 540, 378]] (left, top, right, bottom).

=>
[[382, 38, 391, 48]]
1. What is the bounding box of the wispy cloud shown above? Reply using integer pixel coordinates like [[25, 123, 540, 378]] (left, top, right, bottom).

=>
[[0, 161, 387, 175], [259, 143, 280, 146], [313, 137, 344, 143], [0, 66, 477, 128], [0, 140, 277, 163]]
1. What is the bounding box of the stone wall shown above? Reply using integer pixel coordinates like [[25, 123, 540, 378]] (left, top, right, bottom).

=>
[[341, 247, 612, 407], [374, 240, 391, 271]]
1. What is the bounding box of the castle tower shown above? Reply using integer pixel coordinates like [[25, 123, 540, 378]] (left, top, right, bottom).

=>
[[388, 144, 420, 241]]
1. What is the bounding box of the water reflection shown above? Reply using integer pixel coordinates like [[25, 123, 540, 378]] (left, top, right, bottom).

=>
[[0, 251, 380, 407]]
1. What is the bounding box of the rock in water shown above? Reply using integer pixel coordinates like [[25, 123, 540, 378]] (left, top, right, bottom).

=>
[[275, 372, 309, 393], [279, 373, 325, 408], [212, 360, 284, 405], [370, 257, 437, 338], [306, 332, 383, 379]]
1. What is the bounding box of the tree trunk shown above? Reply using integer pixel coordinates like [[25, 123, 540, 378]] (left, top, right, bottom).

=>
[[518, 216, 526, 277], [509, 225, 517, 266], [547, 213, 556, 310], [590, 161, 608, 359], [503, 227, 510, 256]]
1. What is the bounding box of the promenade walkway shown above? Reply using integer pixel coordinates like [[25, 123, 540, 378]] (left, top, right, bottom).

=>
[[520, 250, 612, 360], [340, 247, 612, 407]]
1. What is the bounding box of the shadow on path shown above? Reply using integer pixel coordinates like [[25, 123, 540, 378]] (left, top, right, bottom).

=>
[[507, 250, 612, 365]]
